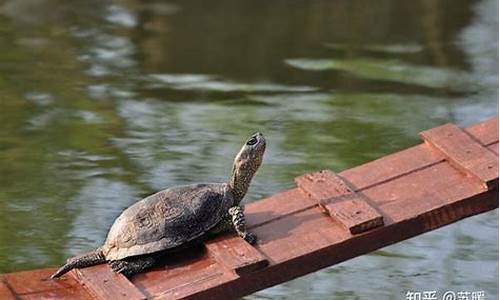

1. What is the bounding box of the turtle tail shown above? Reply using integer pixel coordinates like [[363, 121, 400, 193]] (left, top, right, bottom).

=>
[[50, 248, 106, 279]]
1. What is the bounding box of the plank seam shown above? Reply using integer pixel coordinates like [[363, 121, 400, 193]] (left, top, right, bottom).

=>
[[421, 125, 498, 190], [463, 129, 499, 156], [150, 270, 226, 299], [483, 141, 498, 156], [463, 128, 492, 146], [354, 159, 444, 192], [0, 277, 19, 300], [249, 203, 317, 230], [72, 267, 147, 300]]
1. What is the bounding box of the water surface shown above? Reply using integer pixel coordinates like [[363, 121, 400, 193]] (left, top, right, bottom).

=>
[[0, 0, 498, 299]]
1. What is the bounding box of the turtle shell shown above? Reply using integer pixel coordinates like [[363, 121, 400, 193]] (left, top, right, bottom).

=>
[[101, 183, 234, 261]]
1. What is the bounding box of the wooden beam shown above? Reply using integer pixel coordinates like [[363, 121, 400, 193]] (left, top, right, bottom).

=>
[[1, 116, 498, 300], [296, 170, 384, 234], [421, 123, 499, 190], [205, 236, 269, 275], [0, 279, 16, 300], [71, 264, 146, 300]]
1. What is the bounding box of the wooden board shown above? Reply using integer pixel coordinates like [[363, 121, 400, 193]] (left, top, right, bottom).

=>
[[465, 116, 498, 146], [2, 268, 94, 299], [325, 198, 384, 234], [19, 287, 95, 300], [71, 264, 146, 300], [421, 123, 499, 190], [1, 116, 498, 300], [295, 170, 352, 202], [488, 142, 498, 155], [3, 268, 77, 295], [132, 254, 238, 299], [296, 170, 384, 234], [0, 279, 16, 300], [205, 236, 269, 275]]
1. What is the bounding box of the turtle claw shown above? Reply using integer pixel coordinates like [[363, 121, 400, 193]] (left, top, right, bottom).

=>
[[244, 232, 257, 245], [110, 260, 128, 274]]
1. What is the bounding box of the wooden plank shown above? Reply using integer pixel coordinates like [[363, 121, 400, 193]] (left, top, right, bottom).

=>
[[3, 268, 77, 295], [377, 162, 488, 223], [296, 170, 384, 234], [340, 144, 443, 191], [246, 188, 317, 229], [0, 279, 16, 300], [132, 251, 238, 299], [194, 128, 497, 298], [488, 142, 498, 155], [2, 117, 498, 300], [187, 189, 498, 300], [253, 204, 348, 264], [421, 123, 499, 190], [71, 264, 146, 300], [20, 287, 95, 300], [325, 198, 384, 234], [465, 116, 498, 146], [205, 236, 269, 275], [363, 160, 485, 211], [295, 170, 352, 202]]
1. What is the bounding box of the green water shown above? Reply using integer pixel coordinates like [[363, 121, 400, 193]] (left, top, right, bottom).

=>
[[0, 0, 498, 299]]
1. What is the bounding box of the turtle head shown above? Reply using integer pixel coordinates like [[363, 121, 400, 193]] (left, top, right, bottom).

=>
[[229, 132, 266, 203]]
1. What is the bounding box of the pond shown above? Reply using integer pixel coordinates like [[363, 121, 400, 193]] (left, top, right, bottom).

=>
[[0, 0, 498, 299]]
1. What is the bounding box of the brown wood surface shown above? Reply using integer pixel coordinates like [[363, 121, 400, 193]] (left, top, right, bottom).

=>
[[3, 268, 77, 295], [19, 287, 96, 300], [295, 170, 352, 203], [296, 169, 384, 234], [205, 236, 269, 275], [2, 268, 94, 299], [421, 123, 499, 189], [0, 278, 16, 300], [132, 254, 238, 299], [326, 198, 384, 234], [71, 264, 146, 300], [489, 142, 498, 155], [1, 116, 498, 300], [465, 116, 498, 146]]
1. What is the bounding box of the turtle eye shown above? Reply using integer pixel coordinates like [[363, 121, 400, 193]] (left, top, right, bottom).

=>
[[246, 136, 258, 146]]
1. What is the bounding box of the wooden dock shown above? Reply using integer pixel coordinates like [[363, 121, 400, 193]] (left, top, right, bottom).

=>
[[1, 117, 498, 300]]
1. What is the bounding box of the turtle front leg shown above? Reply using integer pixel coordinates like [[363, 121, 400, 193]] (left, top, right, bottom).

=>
[[228, 206, 257, 245], [109, 255, 158, 278]]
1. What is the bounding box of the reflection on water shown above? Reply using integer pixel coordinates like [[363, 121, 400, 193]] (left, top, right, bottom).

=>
[[285, 57, 472, 90], [0, 0, 497, 298]]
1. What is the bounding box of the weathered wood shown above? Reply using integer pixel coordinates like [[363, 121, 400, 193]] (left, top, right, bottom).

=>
[[296, 170, 384, 234], [1, 116, 498, 300], [295, 170, 352, 202], [326, 198, 384, 234], [186, 190, 498, 300], [205, 236, 269, 275], [132, 253, 238, 299], [340, 144, 443, 192], [1, 268, 94, 299], [19, 287, 95, 300], [489, 142, 498, 155], [71, 264, 146, 300], [246, 188, 317, 228], [3, 268, 77, 295], [0, 278, 16, 300], [465, 116, 498, 146], [421, 123, 499, 190]]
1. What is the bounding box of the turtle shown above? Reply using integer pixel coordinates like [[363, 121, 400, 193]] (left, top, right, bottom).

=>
[[50, 132, 266, 278]]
